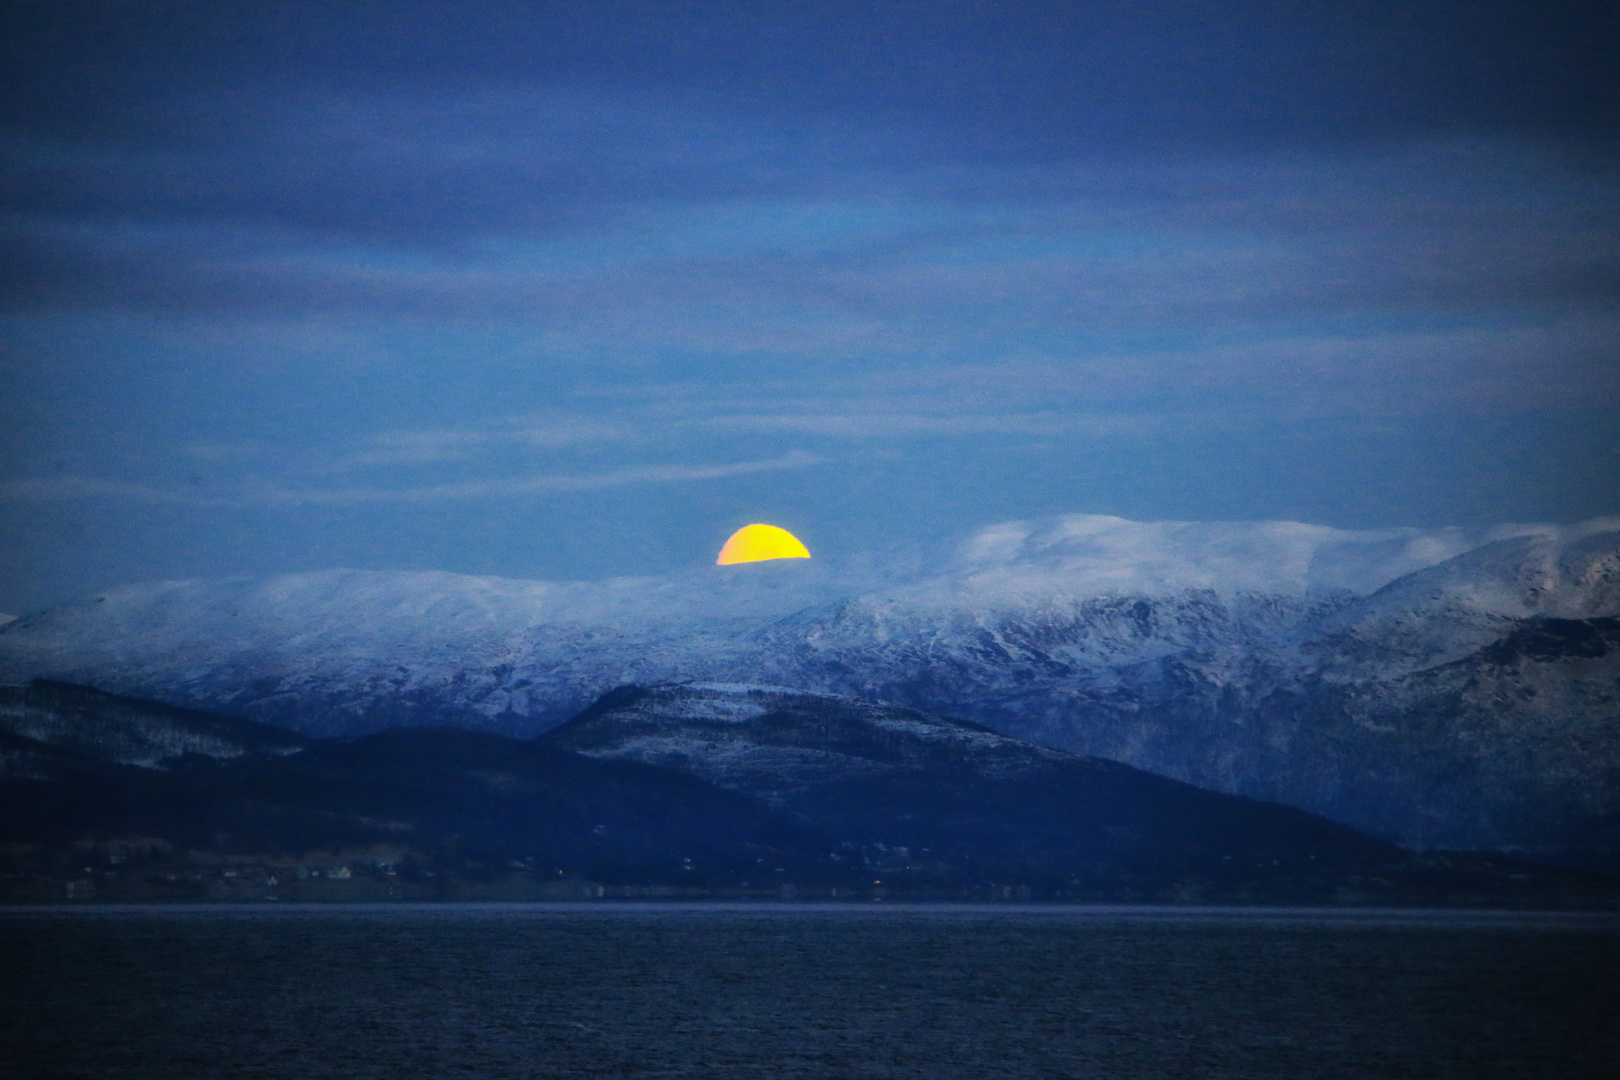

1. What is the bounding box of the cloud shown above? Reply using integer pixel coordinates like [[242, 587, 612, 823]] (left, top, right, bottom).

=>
[[326, 417, 635, 471], [5, 85, 1614, 340], [0, 452, 824, 507], [6, 125, 1614, 445], [2, 90, 1615, 526], [697, 409, 1167, 439], [0, 476, 198, 504], [7, 3, 1614, 162], [257, 450, 825, 505], [589, 311, 1620, 424]]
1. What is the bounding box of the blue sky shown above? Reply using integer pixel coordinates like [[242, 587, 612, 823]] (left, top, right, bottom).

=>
[[2, 1, 1617, 611]]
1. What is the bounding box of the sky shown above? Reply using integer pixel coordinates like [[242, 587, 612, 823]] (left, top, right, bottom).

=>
[[1, 1, 1617, 612]]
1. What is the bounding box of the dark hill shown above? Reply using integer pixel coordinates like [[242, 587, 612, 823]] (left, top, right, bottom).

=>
[[544, 683, 1406, 896], [0, 728, 828, 894]]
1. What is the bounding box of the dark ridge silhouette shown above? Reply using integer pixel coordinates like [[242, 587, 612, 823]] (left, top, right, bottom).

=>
[[0, 681, 1613, 906]]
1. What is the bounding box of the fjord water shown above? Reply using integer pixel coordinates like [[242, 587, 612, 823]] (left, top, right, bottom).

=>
[[2, 906, 1615, 1079]]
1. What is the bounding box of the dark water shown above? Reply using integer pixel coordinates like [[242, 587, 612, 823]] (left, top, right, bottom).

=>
[[2, 905, 1616, 1079]]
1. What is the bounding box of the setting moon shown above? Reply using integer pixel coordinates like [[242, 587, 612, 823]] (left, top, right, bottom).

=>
[[716, 524, 811, 565]]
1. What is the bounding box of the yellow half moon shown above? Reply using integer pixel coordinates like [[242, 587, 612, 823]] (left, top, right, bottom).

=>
[[717, 523, 811, 565]]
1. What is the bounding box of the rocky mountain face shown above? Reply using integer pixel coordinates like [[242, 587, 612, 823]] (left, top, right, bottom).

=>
[[1, 514, 1616, 868]]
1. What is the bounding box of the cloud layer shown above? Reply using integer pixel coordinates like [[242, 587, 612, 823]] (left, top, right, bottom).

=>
[[1, 2, 1616, 608]]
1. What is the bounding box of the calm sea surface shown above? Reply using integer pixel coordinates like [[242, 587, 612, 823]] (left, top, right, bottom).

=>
[[2, 904, 1616, 1079]]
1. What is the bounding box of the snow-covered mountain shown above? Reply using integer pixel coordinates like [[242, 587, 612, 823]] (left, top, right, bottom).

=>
[[2, 513, 1617, 866]]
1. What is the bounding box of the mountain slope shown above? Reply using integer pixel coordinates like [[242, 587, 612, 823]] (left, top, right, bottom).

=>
[[0, 680, 308, 773], [1249, 617, 1620, 862]]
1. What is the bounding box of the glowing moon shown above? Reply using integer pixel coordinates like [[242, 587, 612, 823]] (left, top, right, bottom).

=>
[[717, 524, 811, 565]]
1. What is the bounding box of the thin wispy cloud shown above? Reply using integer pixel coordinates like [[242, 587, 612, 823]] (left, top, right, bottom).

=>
[[256, 452, 823, 505], [0, 453, 823, 508], [697, 410, 1168, 439], [326, 417, 635, 471], [0, 476, 199, 504]]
